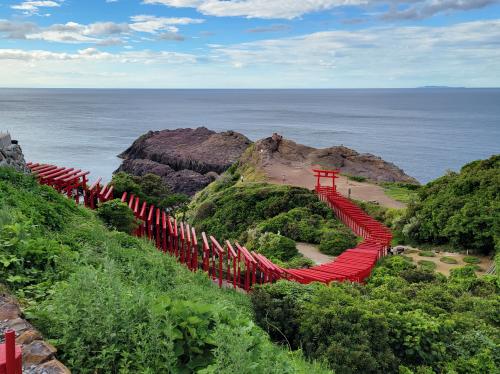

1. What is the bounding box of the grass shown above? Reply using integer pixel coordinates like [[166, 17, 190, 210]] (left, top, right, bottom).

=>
[[419, 250, 436, 257], [418, 260, 437, 271], [0, 167, 328, 374], [382, 182, 419, 204], [463, 256, 481, 264], [440, 256, 458, 264], [344, 174, 367, 183], [465, 264, 483, 272]]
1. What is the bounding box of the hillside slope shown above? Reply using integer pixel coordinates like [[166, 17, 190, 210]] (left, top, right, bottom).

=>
[[0, 167, 327, 373]]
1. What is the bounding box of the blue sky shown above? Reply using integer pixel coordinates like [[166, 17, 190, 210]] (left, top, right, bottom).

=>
[[1, 0, 499, 88]]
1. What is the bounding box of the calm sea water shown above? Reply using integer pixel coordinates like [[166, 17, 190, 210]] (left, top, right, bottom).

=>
[[0, 88, 499, 183]]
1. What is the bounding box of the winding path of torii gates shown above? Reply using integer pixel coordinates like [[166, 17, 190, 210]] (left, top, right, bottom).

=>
[[25, 162, 392, 290]]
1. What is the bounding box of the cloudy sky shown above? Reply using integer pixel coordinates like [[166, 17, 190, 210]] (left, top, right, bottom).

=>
[[0, 0, 499, 88]]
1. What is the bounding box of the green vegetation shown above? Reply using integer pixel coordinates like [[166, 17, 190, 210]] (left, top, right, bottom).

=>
[[464, 256, 481, 264], [419, 250, 436, 257], [252, 256, 499, 374], [97, 199, 138, 234], [400, 155, 500, 254], [418, 259, 437, 271], [112, 172, 190, 213], [440, 256, 458, 264], [345, 174, 367, 183], [382, 182, 419, 204], [0, 167, 326, 373], [189, 166, 357, 263]]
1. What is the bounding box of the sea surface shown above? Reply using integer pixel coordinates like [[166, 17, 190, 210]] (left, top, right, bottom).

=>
[[0, 88, 499, 183]]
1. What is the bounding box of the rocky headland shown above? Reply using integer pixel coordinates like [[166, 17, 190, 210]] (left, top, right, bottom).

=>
[[244, 134, 419, 184], [116, 127, 252, 195], [116, 128, 417, 197]]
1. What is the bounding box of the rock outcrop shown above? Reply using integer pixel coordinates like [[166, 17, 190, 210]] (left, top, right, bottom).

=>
[[0, 291, 70, 373], [116, 127, 252, 195], [0, 133, 29, 173], [242, 135, 418, 184]]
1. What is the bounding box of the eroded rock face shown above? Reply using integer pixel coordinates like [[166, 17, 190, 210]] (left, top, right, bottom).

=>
[[0, 133, 29, 173], [116, 127, 252, 195], [244, 136, 418, 184]]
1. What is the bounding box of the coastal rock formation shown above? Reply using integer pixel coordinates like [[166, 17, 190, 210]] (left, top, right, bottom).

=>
[[242, 135, 418, 184], [116, 127, 252, 195], [0, 133, 29, 173]]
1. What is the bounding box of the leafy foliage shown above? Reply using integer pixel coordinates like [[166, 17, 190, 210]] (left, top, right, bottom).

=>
[[0, 167, 325, 373], [112, 172, 190, 213], [252, 256, 500, 373], [97, 199, 138, 234], [400, 155, 500, 254], [189, 171, 357, 259]]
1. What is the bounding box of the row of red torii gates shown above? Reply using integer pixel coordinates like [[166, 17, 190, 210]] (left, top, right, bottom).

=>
[[24, 163, 392, 287], [2, 164, 392, 374]]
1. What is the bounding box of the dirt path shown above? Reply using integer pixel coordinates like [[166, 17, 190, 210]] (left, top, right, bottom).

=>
[[296, 242, 334, 265], [264, 164, 405, 209]]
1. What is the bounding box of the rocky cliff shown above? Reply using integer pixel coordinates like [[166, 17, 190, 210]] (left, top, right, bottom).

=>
[[0, 133, 29, 173], [242, 135, 418, 184], [116, 127, 252, 195]]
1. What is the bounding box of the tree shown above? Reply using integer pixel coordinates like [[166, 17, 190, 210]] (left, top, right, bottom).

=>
[[97, 199, 138, 234]]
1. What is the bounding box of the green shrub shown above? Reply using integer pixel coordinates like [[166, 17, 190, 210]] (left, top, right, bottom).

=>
[[418, 260, 437, 271], [463, 256, 481, 264], [440, 256, 458, 264], [1, 168, 325, 373], [112, 172, 189, 212], [252, 256, 499, 373], [256, 232, 298, 261], [318, 229, 357, 255], [401, 155, 500, 254], [419, 250, 436, 257], [97, 199, 138, 234], [346, 174, 367, 182]]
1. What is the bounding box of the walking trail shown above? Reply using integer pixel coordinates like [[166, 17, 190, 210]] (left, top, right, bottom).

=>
[[264, 164, 405, 209]]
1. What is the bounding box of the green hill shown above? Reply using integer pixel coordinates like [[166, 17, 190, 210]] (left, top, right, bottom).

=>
[[0, 167, 327, 373]]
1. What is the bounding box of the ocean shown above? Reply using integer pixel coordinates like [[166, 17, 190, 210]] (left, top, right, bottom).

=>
[[0, 88, 499, 183]]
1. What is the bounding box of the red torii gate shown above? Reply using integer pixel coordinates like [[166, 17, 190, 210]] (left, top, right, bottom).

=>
[[313, 168, 340, 194]]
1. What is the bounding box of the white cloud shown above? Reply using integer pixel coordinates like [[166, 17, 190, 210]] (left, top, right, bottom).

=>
[[142, 0, 500, 20], [129, 15, 204, 34], [11, 0, 63, 15], [142, 0, 365, 19], [208, 19, 500, 86], [1, 19, 499, 88]]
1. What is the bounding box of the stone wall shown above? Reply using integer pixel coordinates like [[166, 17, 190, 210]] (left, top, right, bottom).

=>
[[0, 290, 70, 373], [0, 133, 29, 173]]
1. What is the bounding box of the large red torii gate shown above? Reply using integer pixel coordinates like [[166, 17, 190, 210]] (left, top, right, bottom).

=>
[[313, 168, 340, 194]]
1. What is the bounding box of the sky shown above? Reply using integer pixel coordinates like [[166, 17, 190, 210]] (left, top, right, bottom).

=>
[[0, 0, 499, 88]]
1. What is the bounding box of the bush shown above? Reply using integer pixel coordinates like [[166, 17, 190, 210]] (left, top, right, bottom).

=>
[[440, 256, 458, 264], [112, 172, 189, 212], [346, 174, 367, 182], [401, 155, 500, 254], [463, 256, 481, 264], [318, 229, 357, 256], [97, 199, 138, 234], [419, 250, 436, 257], [418, 260, 437, 271], [252, 256, 499, 374], [1, 168, 324, 373], [256, 232, 298, 261]]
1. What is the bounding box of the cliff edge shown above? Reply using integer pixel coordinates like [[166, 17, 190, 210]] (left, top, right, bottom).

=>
[[116, 127, 252, 195], [0, 133, 29, 173]]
